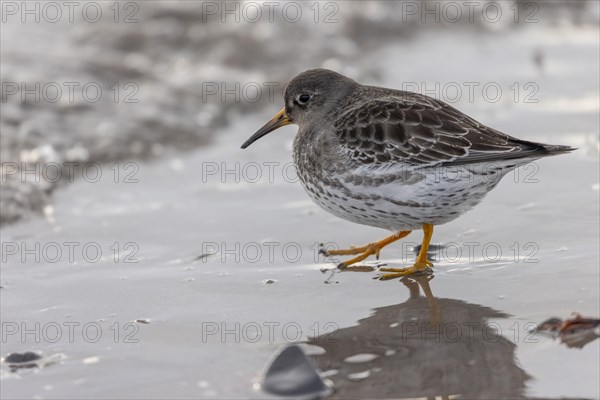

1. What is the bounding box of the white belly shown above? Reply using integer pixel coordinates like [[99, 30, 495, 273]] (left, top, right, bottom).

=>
[[299, 162, 514, 231]]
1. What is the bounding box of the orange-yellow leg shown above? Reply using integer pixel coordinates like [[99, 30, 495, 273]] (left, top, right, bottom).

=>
[[321, 242, 376, 257], [378, 224, 434, 280], [329, 230, 412, 269]]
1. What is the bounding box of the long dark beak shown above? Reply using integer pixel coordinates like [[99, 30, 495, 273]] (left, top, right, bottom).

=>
[[241, 108, 291, 149]]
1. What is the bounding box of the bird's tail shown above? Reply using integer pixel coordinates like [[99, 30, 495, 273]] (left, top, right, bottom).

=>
[[537, 143, 577, 155], [516, 140, 576, 159]]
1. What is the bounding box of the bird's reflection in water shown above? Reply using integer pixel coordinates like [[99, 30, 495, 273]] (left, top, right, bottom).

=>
[[307, 275, 530, 399]]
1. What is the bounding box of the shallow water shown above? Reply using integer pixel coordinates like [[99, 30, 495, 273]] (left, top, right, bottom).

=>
[[1, 5, 599, 400]]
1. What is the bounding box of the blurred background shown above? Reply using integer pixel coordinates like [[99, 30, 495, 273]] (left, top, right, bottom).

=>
[[2, 0, 598, 224], [1, 1, 599, 399]]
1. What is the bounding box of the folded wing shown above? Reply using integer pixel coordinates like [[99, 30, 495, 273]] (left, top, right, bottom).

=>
[[334, 92, 572, 167]]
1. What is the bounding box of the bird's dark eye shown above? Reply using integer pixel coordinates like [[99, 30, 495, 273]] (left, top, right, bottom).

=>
[[296, 94, 312, 105]]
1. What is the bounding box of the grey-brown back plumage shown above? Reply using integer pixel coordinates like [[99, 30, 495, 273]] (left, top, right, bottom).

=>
[[329, 80, 574, 168]]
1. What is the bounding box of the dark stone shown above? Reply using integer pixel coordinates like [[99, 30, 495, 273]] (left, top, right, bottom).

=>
[[261, 345, 330, 398], [5, 351, 41, 364]]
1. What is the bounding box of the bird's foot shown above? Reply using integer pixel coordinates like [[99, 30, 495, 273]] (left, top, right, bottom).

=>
[[323, 230, 412, 268], [336, 243, 390, 270], [376, 260, 434, 281]]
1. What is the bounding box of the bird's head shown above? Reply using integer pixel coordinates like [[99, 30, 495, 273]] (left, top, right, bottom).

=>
[[241, 69, 357, 149]]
